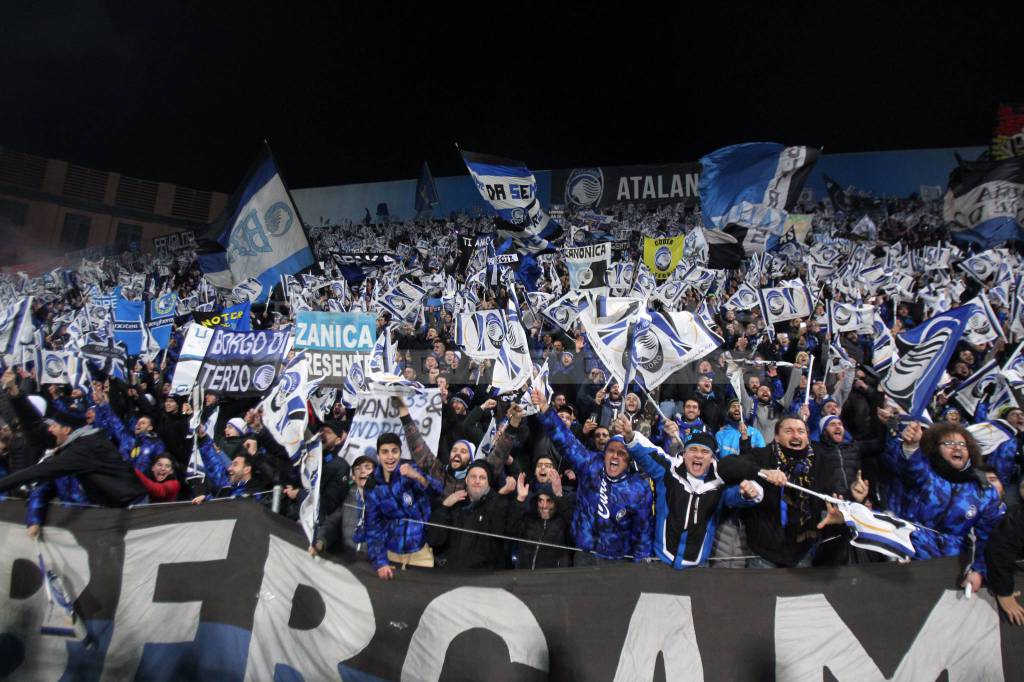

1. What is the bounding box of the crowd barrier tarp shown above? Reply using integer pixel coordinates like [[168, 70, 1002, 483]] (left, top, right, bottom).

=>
[[1, 499, 1021, 681]]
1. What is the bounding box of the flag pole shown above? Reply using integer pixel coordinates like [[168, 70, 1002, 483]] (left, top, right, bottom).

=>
[[804, 354, 815, 406]]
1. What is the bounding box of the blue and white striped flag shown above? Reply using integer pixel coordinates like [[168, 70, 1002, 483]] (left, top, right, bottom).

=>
[[699, 142, 819, 235], [0, 297, 34, 358], [461, 150, 563, 254]]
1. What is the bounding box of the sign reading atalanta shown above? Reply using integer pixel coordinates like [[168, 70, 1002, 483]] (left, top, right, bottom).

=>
[[1, 501, 1019, 681], [553, 163, 703, 210]]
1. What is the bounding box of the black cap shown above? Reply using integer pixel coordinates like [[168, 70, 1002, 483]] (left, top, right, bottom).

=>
[[684, 431, 718, 456]]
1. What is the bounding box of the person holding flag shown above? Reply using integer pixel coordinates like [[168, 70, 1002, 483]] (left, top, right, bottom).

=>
[[531, 387, 653, 565], [880, 420, 1005, 594]]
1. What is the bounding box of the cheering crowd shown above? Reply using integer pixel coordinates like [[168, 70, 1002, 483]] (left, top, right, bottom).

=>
[[1, 185, 1024, 627]]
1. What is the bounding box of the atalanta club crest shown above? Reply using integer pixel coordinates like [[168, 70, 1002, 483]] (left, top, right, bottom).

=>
[[633, 327, 664, 372], [565, 168, 604, 209], [252, 365, 277, 392], [654, 246, 673, 271]]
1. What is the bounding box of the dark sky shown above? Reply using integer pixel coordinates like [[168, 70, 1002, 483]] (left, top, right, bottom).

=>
[[2, 2, 1021, 193]]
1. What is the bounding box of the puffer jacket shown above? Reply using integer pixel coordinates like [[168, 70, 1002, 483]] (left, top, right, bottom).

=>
[[538, 409, 653, 561], [627, 435, 760, 569], [879, 436, 1005, 577], [93, 403, 166, 474], [364, 463, 442, 569]]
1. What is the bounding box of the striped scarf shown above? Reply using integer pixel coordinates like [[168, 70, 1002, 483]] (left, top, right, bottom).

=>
[[774, 442, 817, 533]]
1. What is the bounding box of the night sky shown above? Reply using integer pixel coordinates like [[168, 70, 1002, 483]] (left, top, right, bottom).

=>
[[2, 2, 1021, 193]]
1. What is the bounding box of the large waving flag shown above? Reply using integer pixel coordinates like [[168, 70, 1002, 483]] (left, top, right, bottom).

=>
[[699, 142, 819, 234], [414, 161, 440, 215], [630, 311, 723, 391], [945, 155, 1024, 249], [196, 144, 314, 301], [881, 306, 974, 419], [578, 296, 644, 386], [460, 149, 563, 254]]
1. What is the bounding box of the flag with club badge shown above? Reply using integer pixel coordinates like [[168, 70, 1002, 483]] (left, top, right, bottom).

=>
[[827, 301, 875, 334], [460, 150, 563, 254], [456, 310, 507, 361], [964, 294, 1006, 345], [629, 310, 723, 391], [578, 296, 645, 386], [643, 236, 685, 280], [949, 359, 1000, 419], [541, 291, 589, 334], [724, 283, 760, 311], [378, 280, 426, 324], [195, 144, 315, 299], [298, 435, 322, 545], [882, 305, 974, 419], [260, 352, 322, 464], [491, 291, 532, 394], [564, 242, 611, 296], [757, 281, 814, 326]]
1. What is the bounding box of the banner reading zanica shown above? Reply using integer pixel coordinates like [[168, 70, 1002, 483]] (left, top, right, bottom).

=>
[[294, 311, 376, 386]]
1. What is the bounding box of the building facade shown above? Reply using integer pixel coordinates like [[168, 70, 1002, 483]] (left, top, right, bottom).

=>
[[0, 146, 227, 271]]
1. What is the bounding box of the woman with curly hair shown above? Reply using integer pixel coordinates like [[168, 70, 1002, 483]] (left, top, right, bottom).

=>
[[882, 420, 1005, 593]]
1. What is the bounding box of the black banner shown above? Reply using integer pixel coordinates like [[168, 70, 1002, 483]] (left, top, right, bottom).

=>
[[2, 500, 1020, 681], [331, 253, 398, 267], [551, 163, 703, 211]]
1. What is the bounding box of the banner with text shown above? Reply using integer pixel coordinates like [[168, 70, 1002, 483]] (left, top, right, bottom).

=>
[[294, 311, 376, 386], [340, 388, 442, 463], [1, 501, 1019, 681], [552, 162, 703, 211]]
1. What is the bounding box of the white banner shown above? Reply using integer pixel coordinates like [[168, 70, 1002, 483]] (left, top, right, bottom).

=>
[[340, 388, 443, 464]]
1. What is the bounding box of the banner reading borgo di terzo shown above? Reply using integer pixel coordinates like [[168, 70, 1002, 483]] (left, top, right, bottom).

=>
[[171, 326, 290, 396], [552, 162, 703, 210], [1, 501, 1020, 681]]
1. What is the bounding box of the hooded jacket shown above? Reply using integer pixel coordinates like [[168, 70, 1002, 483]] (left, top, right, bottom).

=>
[[627, 435, 761, 569], [538, 409, 653, 561], [508, 484, 572, 569]]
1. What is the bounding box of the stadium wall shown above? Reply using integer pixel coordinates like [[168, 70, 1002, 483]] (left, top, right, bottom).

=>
[[293, 146, 986, 224]]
